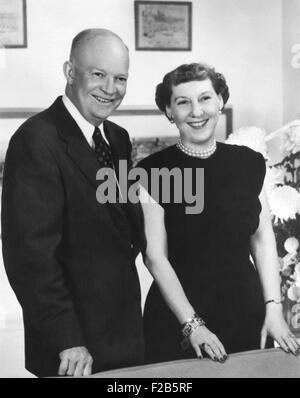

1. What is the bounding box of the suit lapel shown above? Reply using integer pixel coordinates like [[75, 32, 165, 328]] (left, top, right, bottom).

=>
[[49, 98, 126, 221], [49, 97, 100, 190], [49, 97, 144, 253]]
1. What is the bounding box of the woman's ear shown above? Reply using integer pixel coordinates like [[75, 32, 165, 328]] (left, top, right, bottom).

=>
[[218, 95, 224, 111], [63, 61, 74, 85], [165, 105, 173, 121]]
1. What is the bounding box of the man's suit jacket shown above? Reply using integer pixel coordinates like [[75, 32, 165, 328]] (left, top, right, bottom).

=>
[[1, 97, 145, 377]]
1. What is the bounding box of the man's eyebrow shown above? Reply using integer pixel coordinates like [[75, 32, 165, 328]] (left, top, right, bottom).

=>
[[89, 67, 128, 77]]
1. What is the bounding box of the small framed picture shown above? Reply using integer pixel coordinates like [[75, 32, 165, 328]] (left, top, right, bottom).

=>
[[0, 0, 27, 48], [134, 1, 192, 51]]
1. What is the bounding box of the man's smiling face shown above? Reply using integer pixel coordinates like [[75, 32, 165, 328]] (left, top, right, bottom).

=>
[[65, 34, 129, 126]]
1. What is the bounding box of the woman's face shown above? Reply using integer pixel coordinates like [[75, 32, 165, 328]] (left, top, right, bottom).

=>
[[166, 78, 223, 148]]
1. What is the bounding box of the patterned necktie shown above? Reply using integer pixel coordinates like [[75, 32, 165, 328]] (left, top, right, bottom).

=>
[[92, 126, 114, 169], [93, 126, 123, 203]]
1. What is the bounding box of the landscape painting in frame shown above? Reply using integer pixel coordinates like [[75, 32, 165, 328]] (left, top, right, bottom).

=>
[[135, 1, 192, 51], [0, 0, 27, 48]]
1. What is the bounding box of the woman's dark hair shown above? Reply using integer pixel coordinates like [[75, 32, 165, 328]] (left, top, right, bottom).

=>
[[155, 63, 230, 119]]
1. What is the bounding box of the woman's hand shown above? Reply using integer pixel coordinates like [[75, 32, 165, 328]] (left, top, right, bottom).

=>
[[188, 325, 227, 363], [260, 304, 300, 355]]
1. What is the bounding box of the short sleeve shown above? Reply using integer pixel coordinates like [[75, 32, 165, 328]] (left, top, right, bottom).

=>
[[249, 150, 266, 196], [242, 149, 267, 233], [137, 153, 164, 204], [137, 156, 152, 193]]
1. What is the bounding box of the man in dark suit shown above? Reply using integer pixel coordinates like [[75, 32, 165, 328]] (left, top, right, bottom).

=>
[[1, 29, 145, 377]]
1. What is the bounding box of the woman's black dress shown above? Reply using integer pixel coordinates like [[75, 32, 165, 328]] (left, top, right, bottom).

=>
[[138, 142, 271, 364]]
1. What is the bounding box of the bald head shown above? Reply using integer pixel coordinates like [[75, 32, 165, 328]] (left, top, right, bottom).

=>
[[70, 29, 128, 62], [63, 29, 129, 126]]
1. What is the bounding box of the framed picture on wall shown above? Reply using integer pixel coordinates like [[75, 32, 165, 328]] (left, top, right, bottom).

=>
[[134, 1, 192, 51], [0, 0, 27, 48]]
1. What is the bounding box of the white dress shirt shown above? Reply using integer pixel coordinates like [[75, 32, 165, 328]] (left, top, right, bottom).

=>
[[62, 95, 109, 147], [62, 95, 124, 199]]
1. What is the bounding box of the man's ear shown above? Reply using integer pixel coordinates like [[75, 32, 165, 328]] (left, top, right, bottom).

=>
[[63, 61, 74, 84]]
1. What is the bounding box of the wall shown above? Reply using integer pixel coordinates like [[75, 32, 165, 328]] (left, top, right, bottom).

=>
[[282, 0, 300, 122], [0, 0, 283, 134], [265, 0, 300, 162]]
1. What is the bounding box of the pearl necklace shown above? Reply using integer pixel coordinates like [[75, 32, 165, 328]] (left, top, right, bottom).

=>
[[176, 139, 217, 159]]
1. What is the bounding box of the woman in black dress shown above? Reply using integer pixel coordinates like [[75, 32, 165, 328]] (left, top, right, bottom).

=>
[[138, 63, 300, 364]]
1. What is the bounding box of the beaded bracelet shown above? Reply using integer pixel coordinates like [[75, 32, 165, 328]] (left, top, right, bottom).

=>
[[181, 313, 206, 350]]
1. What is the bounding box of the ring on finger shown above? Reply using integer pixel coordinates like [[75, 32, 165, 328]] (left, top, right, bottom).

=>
[[200, 343, 209, 349]]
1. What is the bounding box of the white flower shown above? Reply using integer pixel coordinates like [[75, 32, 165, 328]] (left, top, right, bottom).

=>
[[287, 284, 300, 301], [287, 270, 300, 301], [284, 237, 299, 254], [266, 119, 300, 141], [264, 167, 285, 200], [281, 121, 300, 154], [295, 272, 300, 288], [295, 263, 300, 275], [226, 126, 268, 159], [268, 186, 300, 222], [282, 253, 297, 271], [265, 120, 300, 154]]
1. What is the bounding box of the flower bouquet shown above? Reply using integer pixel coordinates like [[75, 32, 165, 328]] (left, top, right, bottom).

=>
[[266, 121, 300, 336], [279, 238, 300, 335], [226, 122, 300, 336]]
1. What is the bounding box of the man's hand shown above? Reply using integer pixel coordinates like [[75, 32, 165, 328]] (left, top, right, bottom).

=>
[[58, 346, 93, 377]]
